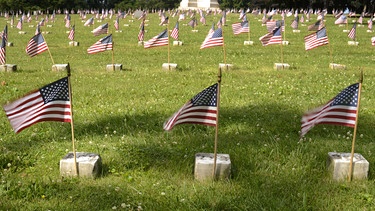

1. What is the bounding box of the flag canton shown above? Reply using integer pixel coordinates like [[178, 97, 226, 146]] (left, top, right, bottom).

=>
[[34, 33, 45, 44], [191, 83, 218, 106], [241, 21, 249, 27], [101, 34, 113, 43], [212, 28, 222, 38], [317, 28, 326, 38], [40, 77, 69, 103], [158, 30, 168, 38], [330, 83, 359, 107], [273, 27, 281, 36]]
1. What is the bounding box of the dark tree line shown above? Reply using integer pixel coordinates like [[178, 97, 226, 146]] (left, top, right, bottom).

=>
[[0, 0, 373, 14]]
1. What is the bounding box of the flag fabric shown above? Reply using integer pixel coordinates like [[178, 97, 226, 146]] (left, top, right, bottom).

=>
[[3, 77, 72, 133], [200, 28, 223, 49], [65, 14, 70, 28], [259, 26, 282, 46], [16, 18, 22, 30], [163, 83, 218, 131], [138, 22, 145, 42], [159, 16, 168, 26], [368, 17, 373, 30], [0, 28, 6, 65], [92, 23, 109, 36], [304, 27, 329, 50], [144, 29, 168, 49], [291, 16, 299, 29], [188, 18, 197, 28], [335, 15, 347, 24], [68, 25, 75, 41], [232, 21, 249, 35], [170, 21, 179, 40], [266, 20, 276, 32], [1, 25, 8, 43], [301, 83, 359, 137], [307, 20, 323, 31], [87, 34, 113, 54], [84, 17, 94, 26], [26, 33, 48, 57], [348, 23, 357, 40], [114, 17, 119, 30], [358, 16, 363, 24]]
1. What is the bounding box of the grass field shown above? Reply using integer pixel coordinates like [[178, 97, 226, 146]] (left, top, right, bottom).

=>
[[1, 11, 375, 210]]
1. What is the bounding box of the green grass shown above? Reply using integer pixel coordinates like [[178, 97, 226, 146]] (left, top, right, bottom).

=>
[[1, 12, 375, 210]]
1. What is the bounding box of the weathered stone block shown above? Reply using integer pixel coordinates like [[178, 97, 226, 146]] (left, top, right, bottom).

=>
[[282, 41, 289, 45], [327, 152, 369, 181], [274, 63, 290, 70], [173, 41, 183, 46], [7, 42, 13, 47], [162, 63, 177, 70], [329, 63, 346, 70], [348, 41, 359, 46], [60, 152, 102, 178], [219, 63, 233, 70], [194, 153, 231, 181], [69, 41, 79, 46], [106, 64, 122, 71], [243, 40, 253, 45], [0, 64, 17, 72], [52, 64, 69, 71]]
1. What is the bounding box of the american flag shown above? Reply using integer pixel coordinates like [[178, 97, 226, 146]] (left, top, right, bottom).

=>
[[200, 28, 223, 49], [87, 34, 113, 54], [300, 15, 304, 23], [35, 24, 41, 35], [231, 21, 249, 35], [348, 23, 357, 40], [307, 20, 323, 31], [358, 15, 363, 24], [163, 83, 218, 131], [266, 20, 276, 32], [368, 17, 373, 30], [26, 33, 49, 57], [170, 21, 179, 40], [372, 37, 375, 46], [1, 25, 8, 43], [92, 23, 109, 36], [304, 27, 329, 51], [144, 29, 168, 49], [65, 14, 70, 28], [39, 18, 45, 26], [68, 25, 75, 41], [188, 18, 197, 28], [259, 26, 282, 46], [159, 16, 168, 26], [138, 22, 145, 41], [3, 77, 72, 133], [84, 17, 94, 26], [301, 83, 359, 137], [0, 28, 6, 65], [290, 16, 299, 29], [335, 15, 347, 24], [114, 16, 119, 30], [16, 18, 22, 30]]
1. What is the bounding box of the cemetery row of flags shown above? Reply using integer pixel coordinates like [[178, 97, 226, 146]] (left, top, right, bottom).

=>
[[1, 70, 361, 139]]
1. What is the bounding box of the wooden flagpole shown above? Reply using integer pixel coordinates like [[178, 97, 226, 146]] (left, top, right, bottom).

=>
[[41, 32, 55, 65], [222, 24, 227, 68], [167, 21, 170, 70], [67, 64, 78, 176], [348, 70, 363, 182], [212, 67, 222, 179]]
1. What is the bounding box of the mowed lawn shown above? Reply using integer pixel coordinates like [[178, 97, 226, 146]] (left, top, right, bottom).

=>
[[1, 11, 375, 210]]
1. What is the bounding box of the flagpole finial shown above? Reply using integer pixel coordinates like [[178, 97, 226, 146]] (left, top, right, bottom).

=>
[[67, 63, 71, 77]]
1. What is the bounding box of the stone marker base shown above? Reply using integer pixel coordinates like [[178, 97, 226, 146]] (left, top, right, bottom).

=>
[[18, 31, 26, 34], [244, 40, 254, 45], [69, 41, 79, 46], [192, 30, 198, 32], [329, 63, 346, 70], [0, 64, 17, 72], [138, 41, 144, 46], [52, 64, 70, 71], [327, 152, 369, 181], [173, 41, 183, 46], [60, 152, 102, 178], [348, 41, 359, 46], [7, 42, 13, 47], [162, 63, 177, 70], [343, 29, 349, 33], [274, 63, 290, 70], [194, 153, 231, 181], [292, 29, 300, 33], [367, 30, 373, 33], [282, 41, 289, 45], [106, 64, 122, 71], [219, 63, 233, 70]]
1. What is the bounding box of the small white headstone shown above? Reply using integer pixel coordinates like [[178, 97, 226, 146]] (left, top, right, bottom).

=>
[[69, 41, 79, 46], [194, 153, 231, 181], [28, 25, 34, 27], [162, 63, 177, 70], [7, 42, 13, 47], [343, 29, 349, 32], [106, 64, 122, 71], [138, 41, 144, 46], [292, 29, 300, 33], [243, 40, 254, 45], [18, 31, 26, 34], [129, 20, 134, 22], [348, 41, 359, 46], [60, 152, 102, 178], [52, 64, 70, 71], [274, 63, 290, 70], [123, 24, 129, 27], [367, 30, 373, 33], [329, 63, 346, 70], [115, 30, 123, 33], [327, 152, 369, 181], [42, 31, 51, 34], [173, 41, 183, 46], [192, 29, 199, 32], [0, 64, 17, 72], [282, 41, 289, 45], [219, 63, 233, 70], [47, 25, 53, 27]]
